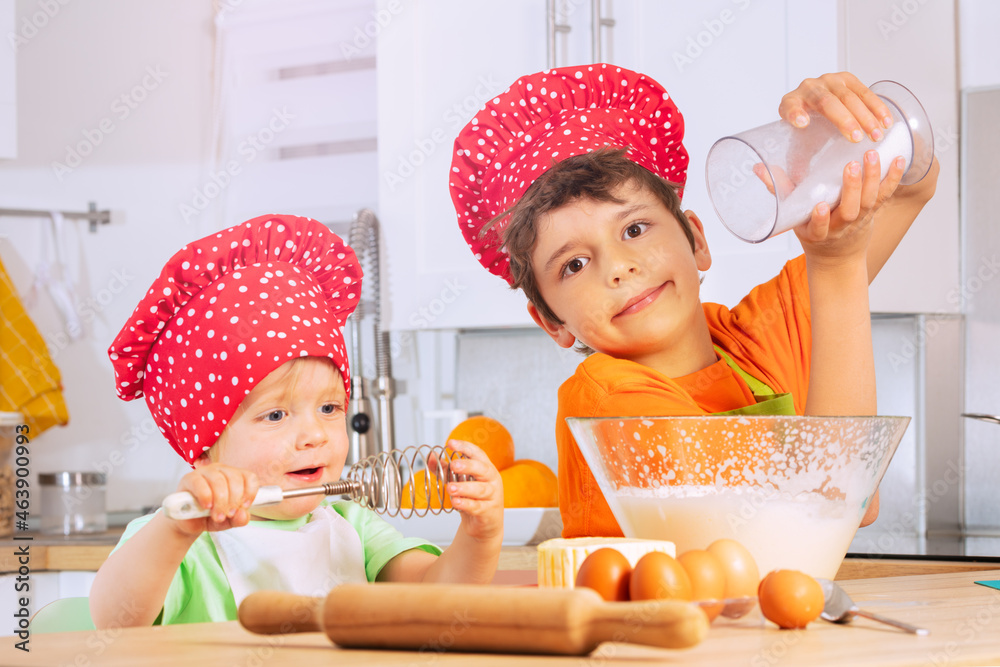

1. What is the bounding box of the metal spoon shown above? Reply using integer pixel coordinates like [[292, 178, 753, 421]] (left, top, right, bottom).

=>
[[962, 413, 1000, 426], [817, 578, 929, 635]]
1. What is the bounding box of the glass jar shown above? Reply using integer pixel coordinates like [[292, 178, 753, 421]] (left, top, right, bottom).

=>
[[0, 412, 23, 538], [39, 471, 108, 534]]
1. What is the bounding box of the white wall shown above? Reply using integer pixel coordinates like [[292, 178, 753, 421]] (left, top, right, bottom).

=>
[[959, 0, 1000, 89], [0, 0, 216, 511], [0, 0, 16, 158], [959, 0, 1000, 534]]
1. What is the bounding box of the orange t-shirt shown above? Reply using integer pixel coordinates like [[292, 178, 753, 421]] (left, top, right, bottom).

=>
[[556, 255, 812, 538]]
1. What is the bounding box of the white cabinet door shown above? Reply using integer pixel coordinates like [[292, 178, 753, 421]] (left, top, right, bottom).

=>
[[378, 0, 547, 330], [841, 0, 960, 314], [0, 0, 16, 159]]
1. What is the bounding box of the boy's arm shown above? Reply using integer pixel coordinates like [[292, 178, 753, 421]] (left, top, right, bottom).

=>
[[89, 462, 258, 628], [865, 157, 938, 281], [377, 439, 503, 584], [787, 145, 907, 418], [778, 73, 940, 283], [781, 73, 939, 527], [799, 154, 899, 529]]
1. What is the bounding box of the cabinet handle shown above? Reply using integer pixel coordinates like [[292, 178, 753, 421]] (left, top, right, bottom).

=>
[[547, 0, 572, 69], [591, 0, 616, 64]]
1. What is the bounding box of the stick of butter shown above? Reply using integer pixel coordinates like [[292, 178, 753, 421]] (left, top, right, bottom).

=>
[[537, 537, 676, 588]]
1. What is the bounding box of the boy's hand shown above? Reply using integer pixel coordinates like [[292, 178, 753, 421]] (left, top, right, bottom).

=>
[[444, 439, 504, 543], [795, 150, 906, 264], [779, 72, 894, 144], [779, 72, 910, 263], [170, 463, 259, 537]]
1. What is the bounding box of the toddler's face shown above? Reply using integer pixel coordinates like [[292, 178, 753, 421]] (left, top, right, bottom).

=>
[[528, 182, 711, 367], [205, 356, 349, 520]]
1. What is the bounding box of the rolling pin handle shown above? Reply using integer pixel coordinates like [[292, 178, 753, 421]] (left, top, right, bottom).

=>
[[240, 592, 324, 635]]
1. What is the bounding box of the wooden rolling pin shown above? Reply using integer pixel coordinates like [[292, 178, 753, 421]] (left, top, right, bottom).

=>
[[239, 583, 709, 656]]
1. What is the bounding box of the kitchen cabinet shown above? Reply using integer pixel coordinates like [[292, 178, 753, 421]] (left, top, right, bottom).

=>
[[839, 0, 960, 314], [0, 571, 95, 625], [0, 0, 15, 158], [377, 0, 546, 330], [378, 0, 958, 328]]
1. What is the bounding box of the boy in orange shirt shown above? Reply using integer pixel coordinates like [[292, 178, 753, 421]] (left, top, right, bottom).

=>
[[449, 65, 938, 537]]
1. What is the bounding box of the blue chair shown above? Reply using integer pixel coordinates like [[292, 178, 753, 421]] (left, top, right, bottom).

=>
[[30, 596, 95, 634]]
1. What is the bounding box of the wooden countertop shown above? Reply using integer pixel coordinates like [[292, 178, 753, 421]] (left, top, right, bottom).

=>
[[10, 570, 1000, 666], [0, 529, 124, 573], [5, 535, 1000, 580]]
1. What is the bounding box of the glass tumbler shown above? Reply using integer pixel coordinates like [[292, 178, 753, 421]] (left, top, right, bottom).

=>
[[705, 80, 935, 243]]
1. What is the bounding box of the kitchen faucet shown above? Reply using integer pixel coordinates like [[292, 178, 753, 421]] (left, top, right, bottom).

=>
[[346, 208, 396, 464]]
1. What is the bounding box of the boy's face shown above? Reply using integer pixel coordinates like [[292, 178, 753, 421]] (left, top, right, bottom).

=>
[[198, 357, 349, 520], [527, 181, 711, 369]]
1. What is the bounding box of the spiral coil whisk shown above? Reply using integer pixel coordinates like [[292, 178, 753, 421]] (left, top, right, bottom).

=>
[[300, 445, 469, 518], [161, 445, 467, 522]]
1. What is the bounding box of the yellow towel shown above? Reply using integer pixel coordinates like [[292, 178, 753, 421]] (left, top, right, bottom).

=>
[[0, 256, 69, 436]]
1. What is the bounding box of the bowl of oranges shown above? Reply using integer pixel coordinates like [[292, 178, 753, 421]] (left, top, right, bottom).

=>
[[567, 415, 909, 580], [385, 416, 563, 546]]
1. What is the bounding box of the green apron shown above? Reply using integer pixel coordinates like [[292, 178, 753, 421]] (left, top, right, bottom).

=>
[[711, 346, 796, 416]]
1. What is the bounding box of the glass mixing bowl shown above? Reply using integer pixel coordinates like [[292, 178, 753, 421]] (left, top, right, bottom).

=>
[[566, 415, 909, 579]]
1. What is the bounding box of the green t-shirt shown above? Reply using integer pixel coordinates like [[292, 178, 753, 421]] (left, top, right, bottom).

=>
[[112, 500, 442, 625]]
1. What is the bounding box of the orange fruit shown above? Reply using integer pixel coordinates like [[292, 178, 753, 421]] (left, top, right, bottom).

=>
[[499, 459, 558, 507], [401, 469, 452, 510], [447, 416, 516, 471], [514, 458, 559, 484]]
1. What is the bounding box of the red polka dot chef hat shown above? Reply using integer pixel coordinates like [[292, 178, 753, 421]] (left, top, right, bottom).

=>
[[450, 63, 689, 285], [108, 215, 362, 464]]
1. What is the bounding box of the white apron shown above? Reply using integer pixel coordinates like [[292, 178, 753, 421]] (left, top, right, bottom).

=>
[[210, 505, 368, 607]]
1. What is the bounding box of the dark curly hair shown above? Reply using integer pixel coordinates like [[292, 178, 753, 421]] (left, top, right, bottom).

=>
[[486, 147, 695, 341]]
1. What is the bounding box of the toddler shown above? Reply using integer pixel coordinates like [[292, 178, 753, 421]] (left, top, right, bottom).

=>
[[90, 215, 503, 628]]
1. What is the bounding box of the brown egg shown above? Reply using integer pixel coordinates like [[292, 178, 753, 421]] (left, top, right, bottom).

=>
[[678, 549, 726, 620], [707, 538, 760, 599], [629, 551, 693, 601], [758, 569, 825, 629], [575, 548, 632, 602]]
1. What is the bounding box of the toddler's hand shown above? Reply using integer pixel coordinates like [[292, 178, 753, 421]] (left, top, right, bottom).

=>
[[443, 439, 504, 543], [169, 463, 259, 537]]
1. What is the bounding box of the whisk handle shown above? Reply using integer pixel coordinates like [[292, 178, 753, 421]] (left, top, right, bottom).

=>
[[161, 485, 285, 520]]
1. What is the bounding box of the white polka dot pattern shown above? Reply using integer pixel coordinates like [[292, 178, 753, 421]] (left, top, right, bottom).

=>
[[108, 215, 363, 464], [448, 63, 689, 285]]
